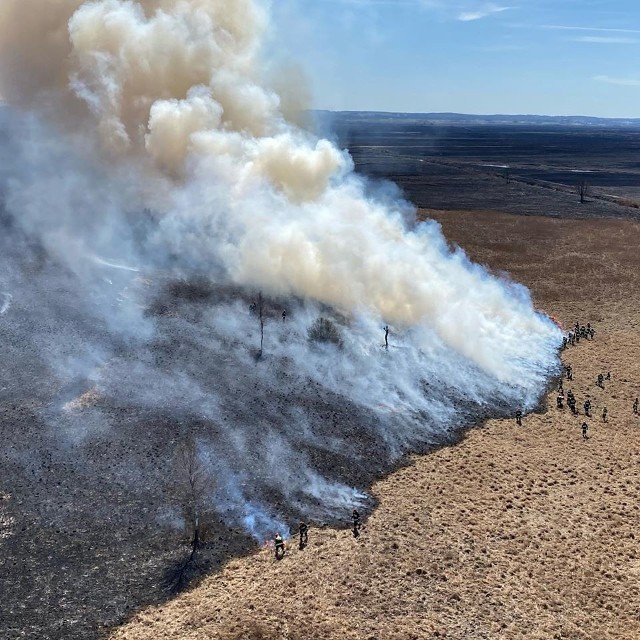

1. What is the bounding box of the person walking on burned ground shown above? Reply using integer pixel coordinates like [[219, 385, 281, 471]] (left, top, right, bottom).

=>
[[582, 422, 589, 440], [584, 399, 591, 417], [566, 364, 573, 381], [515, 410, 522, 426], [298, 521, 308, 549], [597, 373, 604, 389], [557, 394, 564, 410], [568, 331, 575, 346], [567, 390, 577, 415], [602, 407, 608, 423], [274, 533, 285, 560], [558, 379, 564, 396], [634, 397, 639, 415], [352, 509, 361, 538]]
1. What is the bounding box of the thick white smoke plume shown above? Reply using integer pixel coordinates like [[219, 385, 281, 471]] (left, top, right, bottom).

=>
[[0, 1, 560, 540]]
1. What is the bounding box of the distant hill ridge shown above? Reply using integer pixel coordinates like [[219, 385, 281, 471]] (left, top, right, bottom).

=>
[[2, 104, 638, 128], [313, 110, 640, 127]]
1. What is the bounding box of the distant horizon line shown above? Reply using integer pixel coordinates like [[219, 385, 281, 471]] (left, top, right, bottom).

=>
[[1, 102, 638, 124], [312, 109, 640, 121]]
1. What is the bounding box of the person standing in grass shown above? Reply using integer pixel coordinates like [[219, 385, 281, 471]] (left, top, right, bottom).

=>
[[274, 533, 285, 559], [352, 509, 361, 537], [298, 521, 308, 549], [567, 390, 577, 414]]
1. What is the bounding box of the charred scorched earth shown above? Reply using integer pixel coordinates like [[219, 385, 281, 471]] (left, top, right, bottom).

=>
[[0, 208, 523, 639]]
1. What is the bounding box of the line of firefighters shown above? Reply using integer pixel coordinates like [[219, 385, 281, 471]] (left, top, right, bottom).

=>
[[515, 321, 640, 439], [272, 320, 640, 559], [273, 509, 362, 559]]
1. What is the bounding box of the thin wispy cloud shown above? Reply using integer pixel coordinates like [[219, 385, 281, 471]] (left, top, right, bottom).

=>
[[304, 0, 514, 21], [544, 25, 640, 34], [594, 75, 640, 87], [458, 3, 513, 22], [573, 36, 639, 44]]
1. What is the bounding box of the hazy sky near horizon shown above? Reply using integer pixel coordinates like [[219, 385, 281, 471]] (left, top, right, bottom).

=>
[[271, 0, 640, 117]]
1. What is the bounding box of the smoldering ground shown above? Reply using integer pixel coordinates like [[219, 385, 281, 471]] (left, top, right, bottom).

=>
[[0, 112, 559, 535], [0, 110, 562, 639], [0, 1, 561, 637]]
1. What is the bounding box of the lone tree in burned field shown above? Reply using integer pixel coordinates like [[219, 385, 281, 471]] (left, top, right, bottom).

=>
[[576, 180, 590, 204], [249, 291, 266, 359], [164, 437, 216, 593], [257, 291, 265, 357]]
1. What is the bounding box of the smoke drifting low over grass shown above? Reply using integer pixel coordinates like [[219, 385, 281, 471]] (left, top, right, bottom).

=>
[[0, 1, 560, 541]]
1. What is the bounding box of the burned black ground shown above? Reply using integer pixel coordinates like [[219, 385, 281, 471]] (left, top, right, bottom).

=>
[[330, 113, 640, 218], [2, 117, 637, 640]]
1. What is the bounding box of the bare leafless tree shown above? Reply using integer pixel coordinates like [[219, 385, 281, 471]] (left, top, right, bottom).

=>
[[176, 437, 213, 556], [165, 438, 215, 593], [576, 180, 590, 204], [258, 291, 265, 357]]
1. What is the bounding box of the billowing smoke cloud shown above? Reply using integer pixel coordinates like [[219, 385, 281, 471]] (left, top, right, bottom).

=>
[[0, 1, 560, 540]]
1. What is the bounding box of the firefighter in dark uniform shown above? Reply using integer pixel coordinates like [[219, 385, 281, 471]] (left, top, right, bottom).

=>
[[298, 521, 308, 549], [567, 390, 577, 414], [274, 533, 285, 559], [352, 509, 361, 537]]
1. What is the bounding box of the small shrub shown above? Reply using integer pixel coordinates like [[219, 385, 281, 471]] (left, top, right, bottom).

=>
[[308, 317, 343, 348]]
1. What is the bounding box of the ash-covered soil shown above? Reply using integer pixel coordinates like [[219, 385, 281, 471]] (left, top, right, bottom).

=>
[[0, 210, 518, 639], [109, 210, 640, 640]]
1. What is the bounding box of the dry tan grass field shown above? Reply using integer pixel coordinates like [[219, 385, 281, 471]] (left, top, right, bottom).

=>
[[109, 210, 640, 640]]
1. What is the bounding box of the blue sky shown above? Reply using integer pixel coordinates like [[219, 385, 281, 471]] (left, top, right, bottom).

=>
[[270, 0, 640, 117]]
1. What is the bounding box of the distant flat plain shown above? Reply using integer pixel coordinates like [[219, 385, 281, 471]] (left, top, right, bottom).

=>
[[328, 112, 640, 218]]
